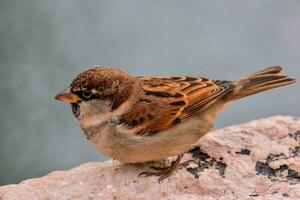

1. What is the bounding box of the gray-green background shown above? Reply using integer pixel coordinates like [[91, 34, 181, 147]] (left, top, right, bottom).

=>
[[0, 0, 299, 185]]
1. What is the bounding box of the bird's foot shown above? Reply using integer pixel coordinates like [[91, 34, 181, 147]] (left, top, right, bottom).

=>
[[139, 155, 196, 182], [150, 159, 197, 171]]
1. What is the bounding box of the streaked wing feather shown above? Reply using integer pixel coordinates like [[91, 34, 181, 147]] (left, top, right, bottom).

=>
[[120, 76, 235, 135]]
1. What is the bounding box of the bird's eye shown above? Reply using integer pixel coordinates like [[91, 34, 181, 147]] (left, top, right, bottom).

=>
[[82, 90, 93, 99]]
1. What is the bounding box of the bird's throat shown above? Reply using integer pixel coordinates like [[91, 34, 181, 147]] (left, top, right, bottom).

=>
[[71, 103, 80, 117]]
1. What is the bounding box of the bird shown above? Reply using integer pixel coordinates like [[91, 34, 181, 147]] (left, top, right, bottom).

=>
[[55, 65, 295, 181]]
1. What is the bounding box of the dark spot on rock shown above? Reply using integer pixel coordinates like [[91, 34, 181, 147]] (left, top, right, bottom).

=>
[[219, 157, 223, 161], [256, 152, 300, 184], [186, 167, 199, 179], [215, 162, 227, 177], [266, 153, 285, 164], [255, 161, 276, 177], [256, 162, 289, 179], [282, 193, 289, 197], [235, 148, 251, 155], [187, 147, 227, 178], [227, 151, 231, 154], [249, 193, 259, 197], [188, 147, 210, 161], [279, 164, 289, 172], [288, 131, 300, 140], [289, 146, 300, 156], [287, 169, 300, 182], [294, 131, 300, 138]]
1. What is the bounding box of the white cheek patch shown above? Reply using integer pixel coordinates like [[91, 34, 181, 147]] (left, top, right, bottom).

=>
[[80, 112, 114, 128], [79, 96, 136, 128], [79, 100, 112, 128]]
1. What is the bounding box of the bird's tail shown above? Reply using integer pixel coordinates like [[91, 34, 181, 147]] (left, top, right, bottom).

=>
[[229, 66, 295, 101]]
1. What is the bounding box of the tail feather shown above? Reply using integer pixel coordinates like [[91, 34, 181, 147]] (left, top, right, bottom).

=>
[[249, 66, 283, 77], [230, 66, 295, 100]]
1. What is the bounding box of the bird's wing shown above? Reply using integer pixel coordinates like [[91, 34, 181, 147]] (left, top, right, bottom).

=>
[[120, 76, 236, 135]]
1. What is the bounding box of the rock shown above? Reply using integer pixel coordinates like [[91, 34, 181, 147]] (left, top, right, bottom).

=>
[[0, 116, 299, 200]]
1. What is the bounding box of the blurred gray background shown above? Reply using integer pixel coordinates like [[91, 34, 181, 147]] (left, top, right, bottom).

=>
[[0, 0, 299, 185]]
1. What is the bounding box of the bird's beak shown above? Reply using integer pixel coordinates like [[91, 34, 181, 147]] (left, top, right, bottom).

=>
[[55, 88, 81, 103]]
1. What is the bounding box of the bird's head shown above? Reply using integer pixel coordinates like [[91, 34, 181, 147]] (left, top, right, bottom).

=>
[[55, 66, 136, 120]]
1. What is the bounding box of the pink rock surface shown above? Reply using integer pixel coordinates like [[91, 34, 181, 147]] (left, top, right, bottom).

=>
[[0, 116, 299, 200]]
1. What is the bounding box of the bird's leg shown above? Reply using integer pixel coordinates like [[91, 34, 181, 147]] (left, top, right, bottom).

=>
[[139, 154, 195, 182], [178, 159, 198, 168], [150, 159, 197, 171]]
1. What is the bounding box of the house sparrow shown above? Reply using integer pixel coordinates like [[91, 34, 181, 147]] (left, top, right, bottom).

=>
[[55, 65, 295, 181]]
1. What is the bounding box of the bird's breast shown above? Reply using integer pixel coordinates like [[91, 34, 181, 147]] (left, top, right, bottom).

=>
[[80, 115, 214, 164]]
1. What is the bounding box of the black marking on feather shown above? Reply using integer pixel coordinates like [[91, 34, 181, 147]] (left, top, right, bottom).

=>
[[184, 83, 236, 115], [171, 76, 183, 80], [145, 90, 174, 97], [149, 83, 167, 87], [189, 81, 200, 86], [172, 118, 181, 125], [140, 99, 152, 103], [174, 93, 184, 97], [144, 90, 184, 98], [201, 77, 209, 81], [185, 77, 198, 81], [183, 82, 206, 92], [186, 83, 213, 94], [170, 101, 186, 106], [129, 119, 138, 127]]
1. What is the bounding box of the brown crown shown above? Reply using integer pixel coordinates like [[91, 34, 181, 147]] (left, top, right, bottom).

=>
[[70, 66, 136, 109]]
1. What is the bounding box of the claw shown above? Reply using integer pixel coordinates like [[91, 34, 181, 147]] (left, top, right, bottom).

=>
[[138, 170, 164, 177], [179, 159, 198, 168], [150, 166, 170, 171], [138, 154, 195, 182]]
